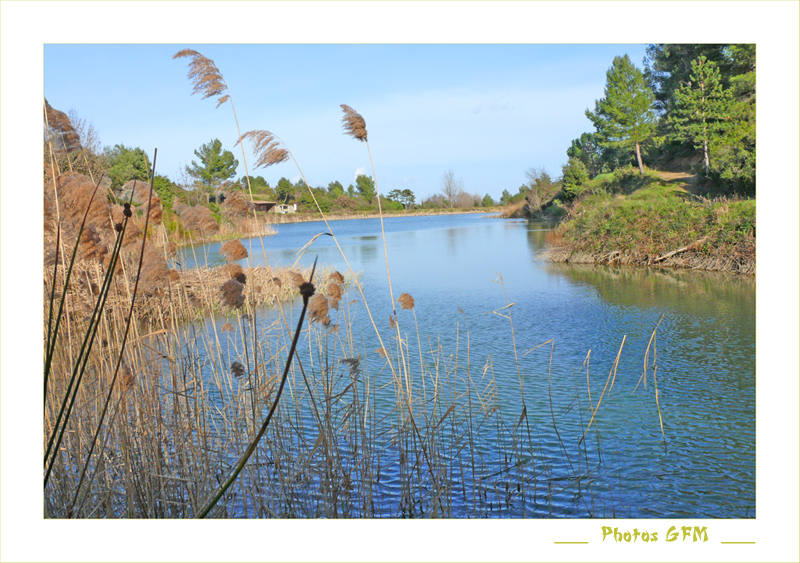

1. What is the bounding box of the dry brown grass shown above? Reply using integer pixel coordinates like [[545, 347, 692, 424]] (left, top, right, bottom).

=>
[[340, 105, 368, 142]]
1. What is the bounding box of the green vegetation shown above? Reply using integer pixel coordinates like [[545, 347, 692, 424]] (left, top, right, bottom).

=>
[[508, 43, 756, 273], [104, 144, 152, 190], [586, 54, 656, 175], [545, 174, 755, 273], [186, 138, 239, 187]]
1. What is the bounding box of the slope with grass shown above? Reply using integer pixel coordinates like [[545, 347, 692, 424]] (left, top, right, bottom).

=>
[[540, 169, 755, 274]]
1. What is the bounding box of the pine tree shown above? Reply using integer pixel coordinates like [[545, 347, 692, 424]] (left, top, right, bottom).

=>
[[586, 55, 656, 175], [186, 139, 239, 188], [668, 56, 732, 177]]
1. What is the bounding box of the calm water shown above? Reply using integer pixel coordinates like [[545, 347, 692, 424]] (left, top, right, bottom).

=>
[[180, 213, 755, 518]]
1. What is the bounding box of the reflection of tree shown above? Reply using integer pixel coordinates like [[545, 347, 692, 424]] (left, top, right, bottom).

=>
[[445, 226, 469, 254], [544, 262, 754, 316], [525, 221, 558, 262]]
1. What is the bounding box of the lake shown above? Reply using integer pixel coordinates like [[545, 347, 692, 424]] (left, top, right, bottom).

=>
[[179, 212, 755, 518]]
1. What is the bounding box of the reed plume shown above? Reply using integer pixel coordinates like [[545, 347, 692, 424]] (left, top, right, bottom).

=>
[[327, 282, 344, 300], [44, 99, 82, 154], [220, 239, 248, 263], [226, 263, 247, 284], [236, 130, 290, 168], [231, 361, 246, 378], [398, 293, 415, 310], [340, 105, 368, 142], [329, 271, 345, 284], [308, 294, 329, 324], [221, 322, 234, 333], [290, 272, 306, 288], [220, 279, 245, 309], [172, 50, 230, 109]]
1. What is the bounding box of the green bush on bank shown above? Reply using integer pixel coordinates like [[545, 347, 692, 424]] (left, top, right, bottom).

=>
[[557, 182, 755, 258]]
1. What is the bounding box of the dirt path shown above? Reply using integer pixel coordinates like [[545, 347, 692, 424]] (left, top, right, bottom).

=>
[[654, 170, 700, 193]]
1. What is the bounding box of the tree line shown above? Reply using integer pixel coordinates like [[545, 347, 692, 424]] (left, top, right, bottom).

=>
[[49, 44, 753, 222]]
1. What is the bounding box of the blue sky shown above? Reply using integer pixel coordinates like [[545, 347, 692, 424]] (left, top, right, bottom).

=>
[[44, 43, 648, 201]]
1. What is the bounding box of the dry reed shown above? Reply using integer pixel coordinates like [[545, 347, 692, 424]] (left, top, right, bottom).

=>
[[220, 279, 246, 309], [220, 239, 248, 263], [172, 49, 229, 108], [236, 130, 290, 168], [340, 105, 368, 142], [398, 293, 415, 310]]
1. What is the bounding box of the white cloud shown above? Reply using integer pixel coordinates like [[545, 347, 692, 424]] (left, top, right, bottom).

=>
[[353, 166, 366, 181]]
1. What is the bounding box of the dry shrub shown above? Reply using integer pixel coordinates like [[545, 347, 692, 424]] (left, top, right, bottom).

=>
[[111, 204, 144, 248], [78, 226, 107, 263], [124, 179, 163, 226], [173, 202, 220, 236], [44, 190, 56, 238], [398, 293, 415, 310], [334, 195, 357, 213], [220, 239, 248, 263], [220, 279, 245, 309], [136, 245, 180, 294], [222, 189, 250, 217], [44, 99, 82, 154], [56, 173, 113, 236]]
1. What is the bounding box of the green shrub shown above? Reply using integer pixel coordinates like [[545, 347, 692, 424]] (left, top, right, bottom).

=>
[[561, 158, 589, 202]]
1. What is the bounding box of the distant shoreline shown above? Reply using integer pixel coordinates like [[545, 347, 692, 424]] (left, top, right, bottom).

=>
[[266, 207, 503, 225]]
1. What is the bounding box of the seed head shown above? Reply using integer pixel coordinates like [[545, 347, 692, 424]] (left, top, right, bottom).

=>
[[398, 293, 415, 310], [220, 279, 245, 309], [173, 49, 230, 108], [231, 361, 246, 378], [299, 281, 316, 300], [236, 130, 290, 168], [340, 105, 368, 142]]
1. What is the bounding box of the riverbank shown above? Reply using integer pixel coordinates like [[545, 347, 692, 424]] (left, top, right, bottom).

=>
[[534, 171, 756, 275]]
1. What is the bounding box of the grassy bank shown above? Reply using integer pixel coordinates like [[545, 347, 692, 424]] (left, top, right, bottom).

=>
[[537, 170, 755, 274]]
